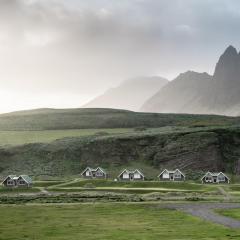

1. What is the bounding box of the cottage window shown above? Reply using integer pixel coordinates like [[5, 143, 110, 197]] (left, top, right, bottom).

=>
[[7, 180, 14, 185], [134, 173, 141, 179], [19, 180, 26, 185], [96, 171, 103, 176], [218, 175, 225, 181], [174, 173, 181, 178]]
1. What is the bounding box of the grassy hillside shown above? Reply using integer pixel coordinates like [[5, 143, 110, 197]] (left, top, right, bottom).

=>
[[0, 125, 240, 178], [0, 108, 238, 130], [0, 128, 132, 146], [0, 108, 239, 178]]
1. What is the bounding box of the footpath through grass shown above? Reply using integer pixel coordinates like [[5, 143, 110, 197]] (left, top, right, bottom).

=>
[[0, 203, 240, 240]]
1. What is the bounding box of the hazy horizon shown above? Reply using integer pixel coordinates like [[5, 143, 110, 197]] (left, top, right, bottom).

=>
[[0, 0, 240, 113]]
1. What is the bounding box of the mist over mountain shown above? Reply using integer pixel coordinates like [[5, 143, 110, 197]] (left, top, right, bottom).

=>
[[142, 46, 240, 116], [83, 77, 168, 111]]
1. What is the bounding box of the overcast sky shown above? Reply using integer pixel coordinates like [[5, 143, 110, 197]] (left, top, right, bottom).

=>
[[0, 0, 239, 113]]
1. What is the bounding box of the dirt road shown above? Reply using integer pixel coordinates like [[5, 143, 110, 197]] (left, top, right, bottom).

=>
[[166, 203, 240, 228]]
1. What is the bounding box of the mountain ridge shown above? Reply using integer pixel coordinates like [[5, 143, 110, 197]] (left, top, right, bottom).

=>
[[141, 45, 240, 116]]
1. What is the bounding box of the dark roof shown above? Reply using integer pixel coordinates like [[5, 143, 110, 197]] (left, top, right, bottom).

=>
[[19, 175, 32, 184]]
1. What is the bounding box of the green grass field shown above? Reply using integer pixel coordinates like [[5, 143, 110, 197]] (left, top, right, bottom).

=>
[[216, 208, 240, 220], [0, 128, 133, 146], [62, 179, 211, 191], [0, 186, 40, 193], [33, 181, 66, 187], [0, 203, 239, 240]]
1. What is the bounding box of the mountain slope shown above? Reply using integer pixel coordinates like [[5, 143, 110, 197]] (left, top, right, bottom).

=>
[[1, 126, 240, 177], [83, 77, 168, 111], [141, 46, 240, 116], [141, 71, 212, 114]]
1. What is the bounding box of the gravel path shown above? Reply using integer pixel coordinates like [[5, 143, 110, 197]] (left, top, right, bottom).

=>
[[166, 203, 240, 228]]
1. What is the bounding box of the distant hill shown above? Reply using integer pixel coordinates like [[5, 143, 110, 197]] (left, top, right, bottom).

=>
[[83, 77, 168, 111], [141, 46, 240, 116], [0, 108, 238, 130]]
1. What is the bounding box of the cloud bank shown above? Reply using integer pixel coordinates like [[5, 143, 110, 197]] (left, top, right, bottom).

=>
[[0, 0, 239, 112]]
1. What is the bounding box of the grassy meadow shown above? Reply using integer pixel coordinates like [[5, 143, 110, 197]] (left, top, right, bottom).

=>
[[0, 203, 240, 240], [216, 208, 240, 221], [0, 128, 133, 146], [61, 179, 210, 191]]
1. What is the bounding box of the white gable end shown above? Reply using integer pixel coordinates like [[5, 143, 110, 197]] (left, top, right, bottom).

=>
[[162, 172, 169, 179], [123, 173, 129, 179], [134, 172, 141, 179]]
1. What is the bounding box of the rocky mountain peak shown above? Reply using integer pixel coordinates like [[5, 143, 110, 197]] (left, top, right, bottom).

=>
[[213, 45, 240, 87]]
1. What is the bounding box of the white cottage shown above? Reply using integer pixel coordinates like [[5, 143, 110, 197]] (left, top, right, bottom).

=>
[[2, 175, 32, 187], [81, 167, 107, 179], [118, 169, 145, 181], [158, 169, 185, 181], [201, 172, 230, 184]]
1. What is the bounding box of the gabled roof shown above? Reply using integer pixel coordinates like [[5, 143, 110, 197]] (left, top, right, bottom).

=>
[[118, 169, 144, 178], [201, 171, 213, 180], [19, 175, 32, 184], [158, 169, 185, 177], [174, 169, 185, 177], [81, 167, 93, 176], [81, 166, 106, 176], [201, 171, 230, 180], [217, 172, 230, 180], [158, 169, 169, 177], [95, 167, 107, 175], [118, 169, 129, 178], [133, 169, 145, 177], [2, 175, 32, 184], [2, 175, 17, 184]]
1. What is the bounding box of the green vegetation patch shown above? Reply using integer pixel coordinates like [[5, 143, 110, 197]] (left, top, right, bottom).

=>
[[0, 187, 40, 193], [63, 179, 213, 191], [0, 128, 132, 146], [0, 203, 240, 240], [33, 181, 66, 187], [216, 208, 240, 220]]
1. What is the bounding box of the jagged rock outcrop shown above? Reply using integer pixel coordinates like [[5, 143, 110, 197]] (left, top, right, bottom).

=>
[[142, 46, 240, 116]]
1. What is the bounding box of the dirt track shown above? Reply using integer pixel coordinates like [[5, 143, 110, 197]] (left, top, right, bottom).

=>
[[166, 203, 240, 228]]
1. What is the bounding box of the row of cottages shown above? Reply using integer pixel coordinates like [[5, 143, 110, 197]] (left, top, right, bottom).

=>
[[81, 167, 107, 179], [81, 167, 230, 183], [201, 172, 230, 184], [2, 175, 32, 188]]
